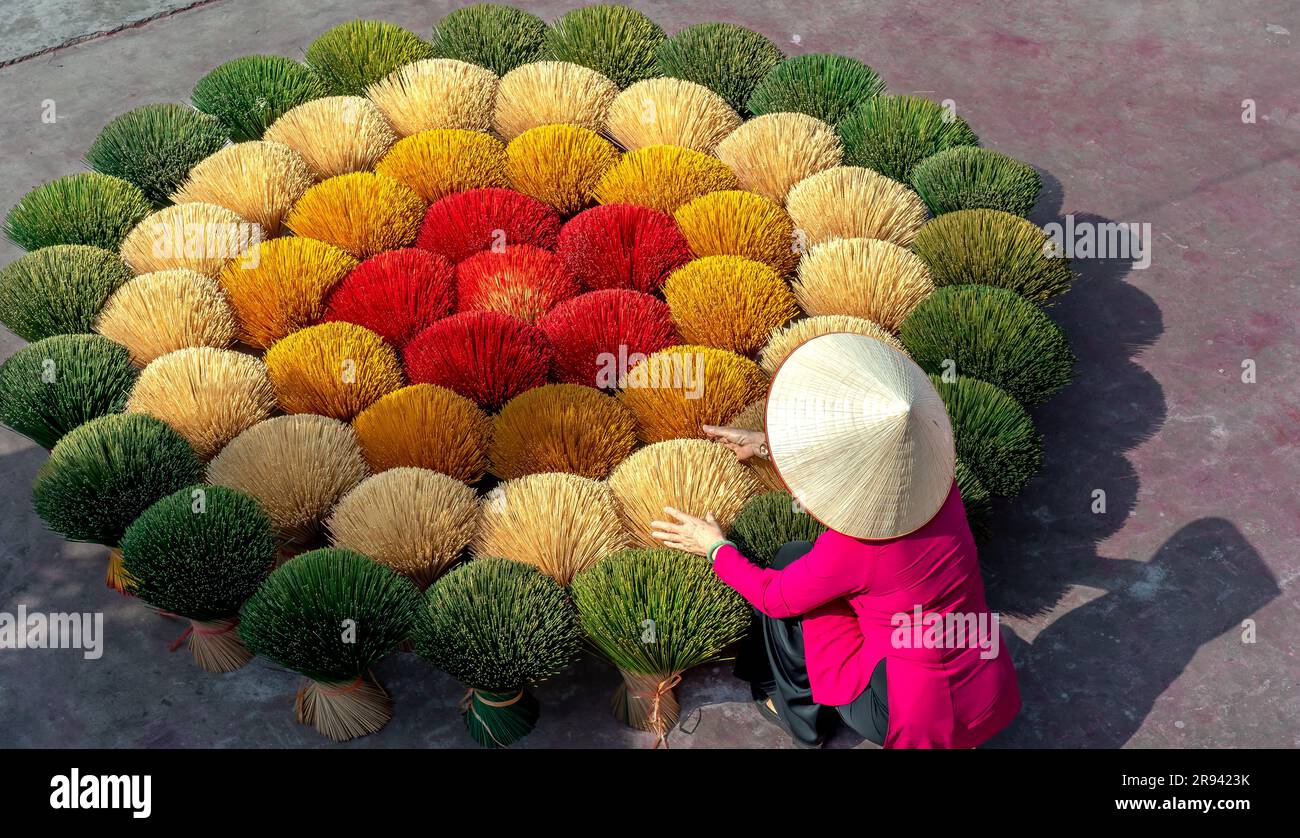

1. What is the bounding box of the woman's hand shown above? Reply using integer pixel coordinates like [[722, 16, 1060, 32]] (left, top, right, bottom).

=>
[[651, 507, 725, 557], [702, 425, 767, 461]]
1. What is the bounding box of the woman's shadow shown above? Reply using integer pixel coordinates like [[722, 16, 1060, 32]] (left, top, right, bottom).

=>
[[976, 170, 1280, 747]]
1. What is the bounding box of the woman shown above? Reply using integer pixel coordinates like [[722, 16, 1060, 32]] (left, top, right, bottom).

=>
[[651, 333, 1020, 749]]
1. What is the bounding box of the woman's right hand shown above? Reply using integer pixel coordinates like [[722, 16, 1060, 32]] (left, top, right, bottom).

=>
[[701, 425, 767, 462]]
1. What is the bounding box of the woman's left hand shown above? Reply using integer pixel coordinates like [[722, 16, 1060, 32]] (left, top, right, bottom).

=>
[[650, 507, 725, 557]]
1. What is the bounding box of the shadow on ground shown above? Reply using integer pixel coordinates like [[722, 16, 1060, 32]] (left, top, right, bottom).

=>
[[991, 516, 1278, 747], [975, 168, 1279, 747], [983, 175, 1169, 618]]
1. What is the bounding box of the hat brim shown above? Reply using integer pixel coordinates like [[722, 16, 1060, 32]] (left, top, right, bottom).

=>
[[764, 332, 955, 541]]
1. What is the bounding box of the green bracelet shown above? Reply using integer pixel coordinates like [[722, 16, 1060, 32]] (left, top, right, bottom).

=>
[[707, 539, 735, 562]]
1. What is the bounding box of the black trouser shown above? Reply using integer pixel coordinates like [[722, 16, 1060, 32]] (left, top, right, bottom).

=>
[[734, 541, 889, 746]]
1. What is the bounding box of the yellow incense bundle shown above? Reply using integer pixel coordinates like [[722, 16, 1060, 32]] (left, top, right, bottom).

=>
[[283, 172, 426, 259], [264, 321, 405, 420], [493, 61, 619, 141], [351, 384, 491, 482], [119, 202, 257, 278], [792, 237, 935, 330], [662, 256, 798, 356], [217, 237, 357, 349], [328, 467, 479, 587], [607, 438, 761, 547], [170, 140, 313, 236], [127, 347, 276, 460], [618, 344, 767, 442], [489, 383, 637, 480], [673, 190, 799, 275], [95, 269, 237, 365], [375, 129, 508, 203], [593, 145, 739, 214], [505, 124, 620, 215]]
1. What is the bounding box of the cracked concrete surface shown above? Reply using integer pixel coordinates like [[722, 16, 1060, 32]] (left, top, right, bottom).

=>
[[0, 1, 216, 66], [0, 0, 1296, 749]]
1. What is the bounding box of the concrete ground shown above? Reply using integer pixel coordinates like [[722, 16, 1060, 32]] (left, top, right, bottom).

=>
[[0, 1, 1296, 748]]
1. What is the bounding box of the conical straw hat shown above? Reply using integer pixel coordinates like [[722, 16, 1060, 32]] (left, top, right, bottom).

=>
[[765, 333, 955, 540]]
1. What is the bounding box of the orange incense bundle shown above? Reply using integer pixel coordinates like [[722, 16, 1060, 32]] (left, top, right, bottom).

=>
[[352, 384, 491, 482], [264, 321, 405, 420], [618, 344, 767, 442], [489, 383, 637, 480]]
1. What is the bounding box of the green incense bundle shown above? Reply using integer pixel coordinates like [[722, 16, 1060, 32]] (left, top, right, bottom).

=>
[[239, 548, 422, 741], [413, 557, 581, 747], [305, 20, 436, 96], [545, 4, 665, 89], [85, 104, 229, 204], [120, 485, 276, 671], [839, 94, 979, 182], [429, 4, 550, 75], [192, 55, 327, 142], [0, 245, 133, 341], [3, 173, 150, 252], [954, 460, 992, 532], [729, 491, 828, 568], [747, 53, 884, 125], [656, 22, 784, 114], [931, 373, 1042, 497], [0, 334, 138, 449], [900, 285, 1075, 406], [31, 412, 202, 591], [571, 548, 751, 742], [911, 208, 1072, 303], [911, 146, 1041, 217]]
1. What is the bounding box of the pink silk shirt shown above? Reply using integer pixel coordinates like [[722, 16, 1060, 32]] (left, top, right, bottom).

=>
[[712, 482, 1021, 748]]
